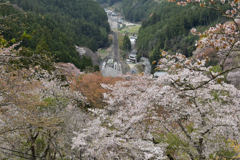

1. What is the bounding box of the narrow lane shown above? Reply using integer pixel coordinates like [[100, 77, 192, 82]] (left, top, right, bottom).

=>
[[101, 13, 131, 77]]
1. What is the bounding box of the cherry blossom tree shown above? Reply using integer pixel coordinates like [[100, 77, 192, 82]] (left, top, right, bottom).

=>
[[72, 63, 240, 159], [0, 38, 88, 159], [227, 69, 240, 89], [0, 70, 87, 159], [155, 52, 240, 159], [72, 75, 167, 160], [72, 0, 240, 159]]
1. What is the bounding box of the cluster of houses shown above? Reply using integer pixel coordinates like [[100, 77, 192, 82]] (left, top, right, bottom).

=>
[[104, 8, 118, 16], [104, 8, 125, 29]]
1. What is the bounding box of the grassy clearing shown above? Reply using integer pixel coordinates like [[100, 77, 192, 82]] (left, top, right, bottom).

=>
[[129, 25, 141, 34], [98, 52, 109, 59], [119, 25, 141, 35], [118, 34, 124, 49], [120, 30, 128, 34], [99, 49, 106, 53], [98, 48, 112, 59]]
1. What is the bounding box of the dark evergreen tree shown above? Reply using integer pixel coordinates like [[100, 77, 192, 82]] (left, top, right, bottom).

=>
[[122, 34, 131, 51]]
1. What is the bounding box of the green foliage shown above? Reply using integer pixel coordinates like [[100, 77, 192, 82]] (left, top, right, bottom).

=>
[[118, 34, 124, 49], [43, 97, 58, 106], [156, 127, 235, 159], [99, 49, 107, 53], [122, 0, 158, 22], [40, 96, 70, 114], [120, 50, 127, 60], [80, 55, 93, 70], [96, 0, 156, 23], [135, 64, 144, 73], [209, 65, 229, 83], [97, 0, 158, 22], [35, 138, 46, 153], [136, 52, 141, 62], [136, 1, 230, 72], [155, 132, 190, 159], [206, 59, 219, 67], [209, 138, 236, 159], [96, 0, 122, 5], [2, 0, 110, 70], [209, 65, 222, 73], [35, 38, 50, 55], [9, 47, 55, 72], [128, 25, 141, 34], [94, 65, 100, 72], [122, 33, 131, 51]]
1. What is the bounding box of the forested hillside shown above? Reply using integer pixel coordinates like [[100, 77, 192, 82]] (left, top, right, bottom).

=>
[[95, 0, 229, 72], [96, 0, 157, 22], [96, 0, 121, 6], [2, 0, 110, 70], [137, 2, 230, 72], [122, 0, 158, 22]]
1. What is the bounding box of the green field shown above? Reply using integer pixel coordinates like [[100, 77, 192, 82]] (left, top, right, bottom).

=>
[[119, 25, 141, 35], [129, 25, 141, 34], [99, 49, 107, 53]]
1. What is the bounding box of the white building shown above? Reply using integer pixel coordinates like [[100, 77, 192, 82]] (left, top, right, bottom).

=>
[[128, 49, 137, 62], [129, 36, 137, 49]]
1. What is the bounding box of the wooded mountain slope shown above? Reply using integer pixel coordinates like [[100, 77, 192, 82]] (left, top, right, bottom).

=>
[[96, 0, 158, 22], [136, 2, 229, 72], [2, 0, 110, 70], [96, 0, 229, 72], [97, 0, 121, 6]]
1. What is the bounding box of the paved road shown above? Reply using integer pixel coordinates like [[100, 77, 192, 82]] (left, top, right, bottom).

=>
[[101, 66, 121, 77], [127, 63, 138, 74], [108, 16, 118, 28], [101, 32, 125, 77], [101, 15, 131, 77]]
